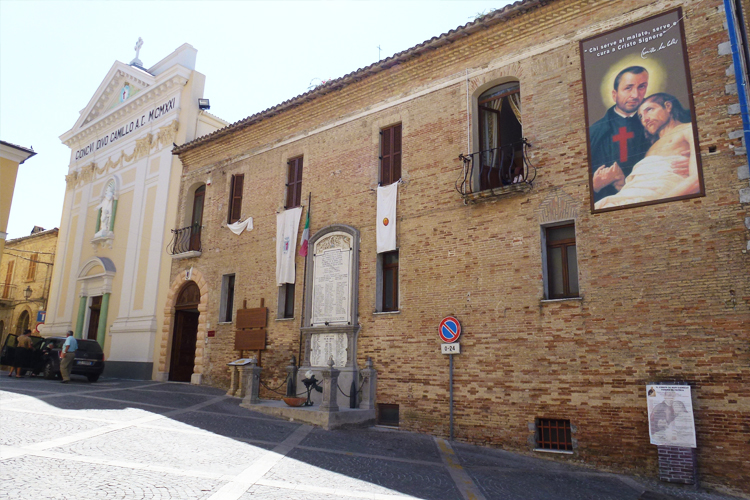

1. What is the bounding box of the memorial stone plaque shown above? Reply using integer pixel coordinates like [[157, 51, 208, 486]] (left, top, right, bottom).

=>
[[310, 333, 348, 367], [311, 247, 352, 325]]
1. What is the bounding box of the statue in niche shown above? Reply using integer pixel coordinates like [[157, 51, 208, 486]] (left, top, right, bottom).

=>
[[97, 181, 115, 234]]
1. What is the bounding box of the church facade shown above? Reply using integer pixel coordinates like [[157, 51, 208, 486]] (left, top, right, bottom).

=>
[[44, 43, 226, 379], [168, 0, 748, 493]]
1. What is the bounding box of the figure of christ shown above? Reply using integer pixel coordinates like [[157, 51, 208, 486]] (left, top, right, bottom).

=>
[[595, 93, 699, 210]]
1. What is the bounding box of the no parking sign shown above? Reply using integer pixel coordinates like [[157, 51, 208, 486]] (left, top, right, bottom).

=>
[[439, 316, 461, 343]]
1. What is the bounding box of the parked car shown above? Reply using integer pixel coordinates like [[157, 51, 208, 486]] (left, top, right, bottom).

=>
[[0, 334, 105, 382]]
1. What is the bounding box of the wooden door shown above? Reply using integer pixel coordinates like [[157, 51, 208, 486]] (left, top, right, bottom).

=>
[[190, 186, 205, 251], [87, 296, 102, 340], [168, 310, 199, 382]]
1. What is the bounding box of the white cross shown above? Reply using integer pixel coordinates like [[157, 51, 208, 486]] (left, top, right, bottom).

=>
[[134, 37, 143, 59]]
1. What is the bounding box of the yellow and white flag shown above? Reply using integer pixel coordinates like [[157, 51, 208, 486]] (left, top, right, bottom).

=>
[[377, 181, 398, 253], [276, 207, 302, 285]]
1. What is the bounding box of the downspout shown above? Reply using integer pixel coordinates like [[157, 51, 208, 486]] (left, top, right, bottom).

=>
[[724, 0, 750, 177]]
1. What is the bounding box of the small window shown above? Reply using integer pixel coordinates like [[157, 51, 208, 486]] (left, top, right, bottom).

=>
[[376, 250, 399, 312], [220, 274, 235, 322], [536, 418, 573, 451], [227, 174, 244, 224], [377, 403, 399, 427], [26, 253, 38, 281], [544, 224, 579, 299], [380, 124, 402, 185], [286, 156, 303, 209], [278, 284, 295, 319]]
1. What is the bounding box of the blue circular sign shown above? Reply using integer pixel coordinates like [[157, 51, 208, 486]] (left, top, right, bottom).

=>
[[439, 316, 461, 343]]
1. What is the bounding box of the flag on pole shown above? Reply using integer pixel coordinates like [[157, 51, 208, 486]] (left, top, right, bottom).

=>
[[299, 206, 310, 257], [377, 181, 398, 253], [276, 207, 302, 285]]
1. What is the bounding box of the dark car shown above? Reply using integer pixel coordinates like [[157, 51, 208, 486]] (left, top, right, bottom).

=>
[[1, 334, 105, 382]]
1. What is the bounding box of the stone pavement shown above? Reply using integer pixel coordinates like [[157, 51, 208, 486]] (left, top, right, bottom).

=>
[[0, 376, 743, 500]]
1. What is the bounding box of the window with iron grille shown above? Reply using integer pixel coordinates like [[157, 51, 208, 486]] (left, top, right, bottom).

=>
[[286, 156, 303, 208], [227, 174, 244, 224], [377, 403, 399, 427], [536, 418, 573, 451], [477, 82, 523, 191], [380, 124, 402, 186], [544, 224, 579, 299]]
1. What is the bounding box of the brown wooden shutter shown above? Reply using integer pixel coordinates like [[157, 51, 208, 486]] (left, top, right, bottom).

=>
[[27, 254, 38, 281], [228, 174, 244, 224], [286, 157, 303, 208], [3, 261, 13, 299], [380, 124, 402, 185]]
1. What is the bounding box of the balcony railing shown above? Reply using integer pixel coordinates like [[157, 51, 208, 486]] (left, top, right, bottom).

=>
[[169, 225, 202, 256], [456, 139, 536, 201], [0, 283, 16, 303]]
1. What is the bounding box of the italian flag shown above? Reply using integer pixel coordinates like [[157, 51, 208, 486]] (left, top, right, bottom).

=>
[[299, 207, 310, 256]]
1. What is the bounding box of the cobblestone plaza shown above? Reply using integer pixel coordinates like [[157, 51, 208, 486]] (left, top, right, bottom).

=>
[[0, 377, 742, 500]]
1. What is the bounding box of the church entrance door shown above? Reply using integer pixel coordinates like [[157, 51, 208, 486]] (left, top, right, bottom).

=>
[[87, 296, 102, 340], [169, 282, 200, 382]]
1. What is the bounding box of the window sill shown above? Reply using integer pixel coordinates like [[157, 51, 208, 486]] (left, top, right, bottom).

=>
[[540, 297, 583, 304], [171, 250, 202, 260], [218, 321, 233, 325], [275, 317, 295, 322], [373, 310, 400, 316], [534, 448, 573, 455]]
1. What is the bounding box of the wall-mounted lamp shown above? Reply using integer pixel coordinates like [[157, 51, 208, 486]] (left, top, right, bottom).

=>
[[198, 98, 210, 110], [23, 286, 32, 300]]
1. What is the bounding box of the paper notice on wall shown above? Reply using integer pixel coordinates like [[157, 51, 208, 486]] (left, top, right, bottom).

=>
[[646, 384, 696, 448]]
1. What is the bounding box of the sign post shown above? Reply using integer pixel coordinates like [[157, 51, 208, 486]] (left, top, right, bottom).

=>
[[439, 316, 461, 440]]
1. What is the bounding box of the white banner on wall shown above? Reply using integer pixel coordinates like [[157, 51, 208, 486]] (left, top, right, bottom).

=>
[[646, 384, 696, 448]]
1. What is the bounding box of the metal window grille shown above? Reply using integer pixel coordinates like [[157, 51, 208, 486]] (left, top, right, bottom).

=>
[[377, 403, 399, 427], [536, 418, 572, 451]]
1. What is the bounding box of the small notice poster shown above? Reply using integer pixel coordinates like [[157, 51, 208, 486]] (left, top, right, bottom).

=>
[[646, 384, 696, 448]]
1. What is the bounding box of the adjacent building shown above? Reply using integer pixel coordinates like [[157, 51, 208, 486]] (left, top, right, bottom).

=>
[[0, 141, 36, 256], [43, 43, 226, 379], [0, 227, 58, 343]]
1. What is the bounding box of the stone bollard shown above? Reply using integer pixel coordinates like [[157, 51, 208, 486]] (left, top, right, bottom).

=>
[[320, 356, 339, 412], [242, 358, 262, 405], [226, 365, 239, 396], [236, 364, 253, 398], [286, 356, 298, 397], [359, 357, 377, 410]]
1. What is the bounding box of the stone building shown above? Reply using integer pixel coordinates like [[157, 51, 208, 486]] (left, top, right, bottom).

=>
[[168, 0, 749, 493], [0, 141, 36, 256], [43, 43, 226, 379], [0, 227, 58, 343]]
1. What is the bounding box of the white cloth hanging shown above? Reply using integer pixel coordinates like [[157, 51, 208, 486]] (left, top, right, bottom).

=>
[[227, 217, 253, 235], [276, 207, 302, 285], [377, 181, 398, 253]]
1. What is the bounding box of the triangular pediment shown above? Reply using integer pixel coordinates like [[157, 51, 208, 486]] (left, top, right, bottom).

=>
[[72, 61, 156, 132]]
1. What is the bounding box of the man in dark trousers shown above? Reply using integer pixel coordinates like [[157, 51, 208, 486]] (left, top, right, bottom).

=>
[[589, 66, 653, 203]]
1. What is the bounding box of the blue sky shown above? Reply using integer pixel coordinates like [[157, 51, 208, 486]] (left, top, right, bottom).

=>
[[1, 0, 507, 240]]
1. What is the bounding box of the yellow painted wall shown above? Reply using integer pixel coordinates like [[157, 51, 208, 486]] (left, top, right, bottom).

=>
[[133, 185, 157, 311], [56, 215, 77, 316]]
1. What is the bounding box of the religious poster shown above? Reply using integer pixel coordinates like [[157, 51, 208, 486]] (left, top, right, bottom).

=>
[[580, 8, 704, 213], [311, 247, 352, 325], [646, 384, 696, 448]]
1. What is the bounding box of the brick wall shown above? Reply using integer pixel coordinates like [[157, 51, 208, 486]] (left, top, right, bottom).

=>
[[658, 446, 698, 484], [169, 0, 750, 493]]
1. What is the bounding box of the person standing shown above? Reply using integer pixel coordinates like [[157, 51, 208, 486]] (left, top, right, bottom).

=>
[[7, 329, 33, 378], [60, 331, 78, 383]]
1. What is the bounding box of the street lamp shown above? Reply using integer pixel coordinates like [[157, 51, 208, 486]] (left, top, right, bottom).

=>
[[23, 286, 32, 300]]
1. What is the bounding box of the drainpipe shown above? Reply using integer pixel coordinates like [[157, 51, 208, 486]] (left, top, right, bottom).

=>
[[724, 0, 750, 177]]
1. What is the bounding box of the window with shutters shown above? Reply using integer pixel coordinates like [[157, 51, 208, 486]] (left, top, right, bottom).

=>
[[380, 124, 402, 185], [542, 223, 579, 300], [477, 82, 523, 190], [2, 261, 14, 299], [220, 274, 235, 323], [227, 174, 244, 224], [286, 156, 303, 209], [26, 253, 38, 281], [277, 284, 295, 319]]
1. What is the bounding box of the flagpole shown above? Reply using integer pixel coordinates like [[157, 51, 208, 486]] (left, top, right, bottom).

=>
[[298, 191, 311, 368]]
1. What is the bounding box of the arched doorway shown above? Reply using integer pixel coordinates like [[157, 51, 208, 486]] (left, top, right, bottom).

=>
[[169, 281, 200, 382], [16, 310, 30, 336]]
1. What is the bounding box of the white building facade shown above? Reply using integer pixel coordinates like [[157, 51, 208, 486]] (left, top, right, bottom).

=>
[[45, 43, 226, 379]]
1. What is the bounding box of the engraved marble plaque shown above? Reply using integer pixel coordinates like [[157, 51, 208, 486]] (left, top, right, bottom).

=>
[[311, 247, 352, 325], [310, 333, 348, 367]]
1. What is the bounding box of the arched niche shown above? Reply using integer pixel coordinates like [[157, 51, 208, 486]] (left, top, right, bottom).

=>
[[77, 257, 116, 297]]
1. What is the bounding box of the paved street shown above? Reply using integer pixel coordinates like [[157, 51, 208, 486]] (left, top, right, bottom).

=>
[[0, 376, 742, 500]]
